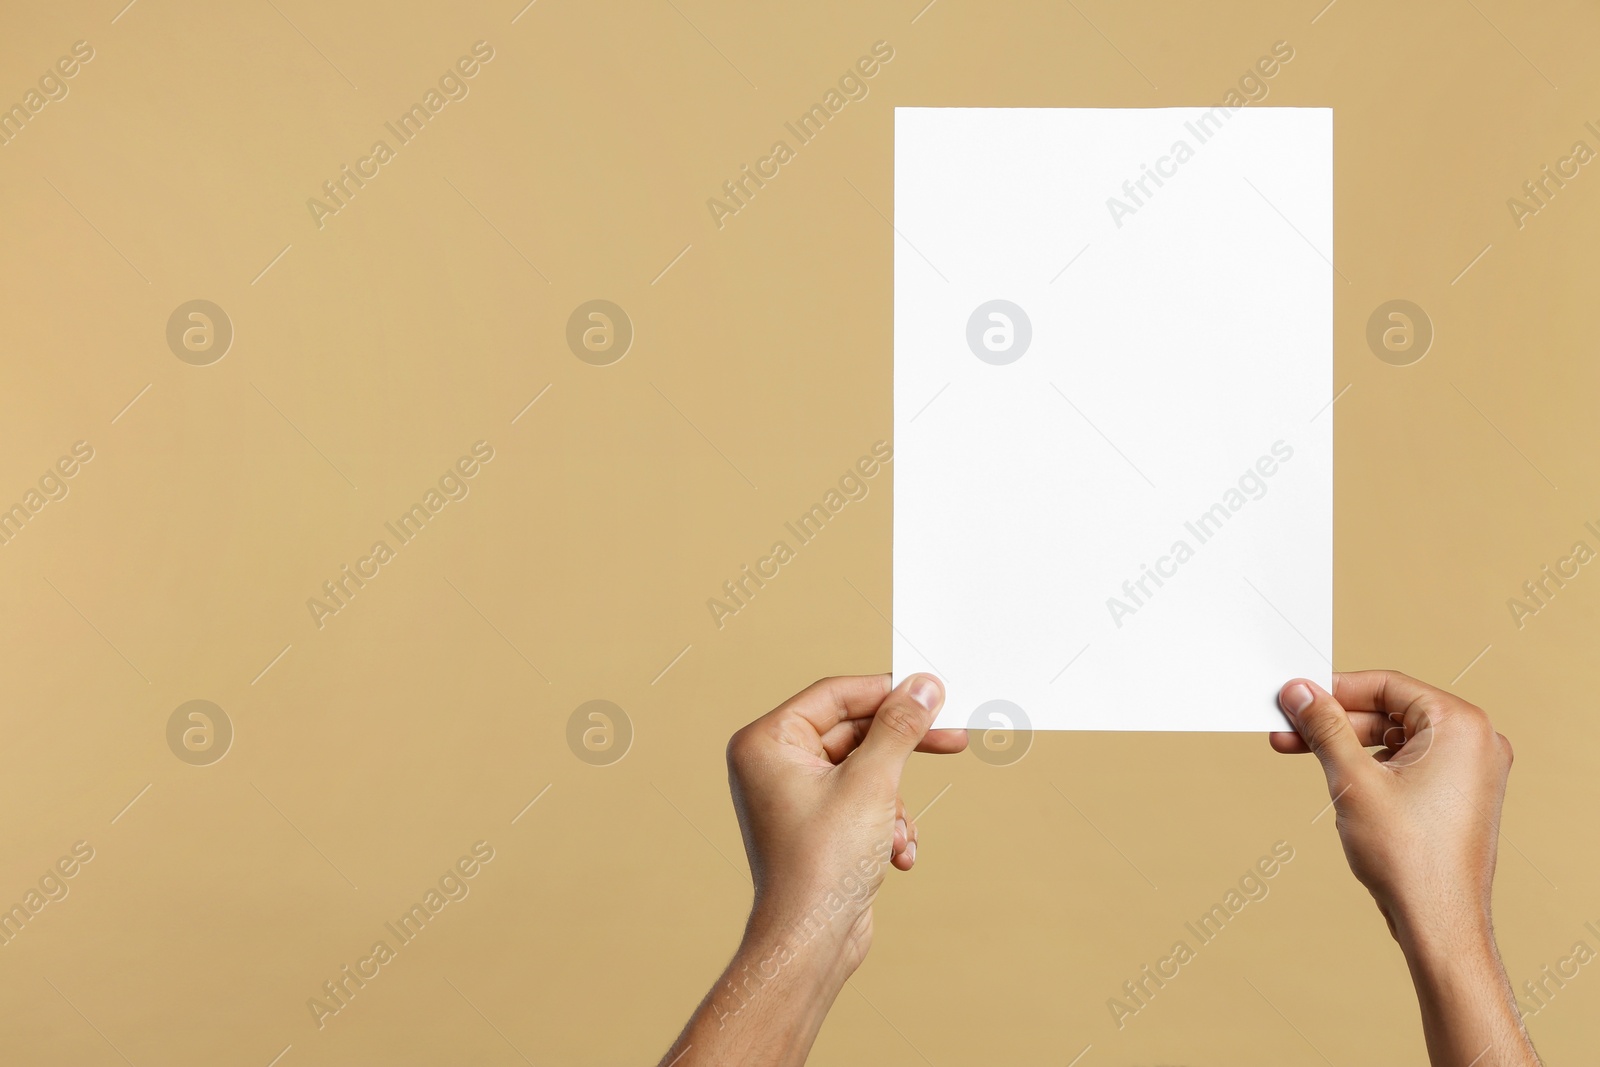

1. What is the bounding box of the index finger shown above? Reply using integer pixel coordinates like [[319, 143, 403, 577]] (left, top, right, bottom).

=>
[[816, 720, 968, 763], [915, 728, 969, 754], [1332, 670, 1452, 718], [770, 674, 893, 735]]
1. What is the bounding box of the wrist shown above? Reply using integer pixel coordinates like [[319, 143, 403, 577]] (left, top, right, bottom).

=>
[[1386, 902, 1536, 1065], [742, 896, 865, 992], [1401, 927, 1505, 999], [699, 912, 854, 1043], [1389, 898, 1498, 969], [1389, 900, 1517, 1012]]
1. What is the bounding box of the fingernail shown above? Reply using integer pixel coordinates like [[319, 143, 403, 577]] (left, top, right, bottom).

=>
[[908, 676, 942, 710], [904, 840, 917, 864], [1280, 683, 1313, 717]]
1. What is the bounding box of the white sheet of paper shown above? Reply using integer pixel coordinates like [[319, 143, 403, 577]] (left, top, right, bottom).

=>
[[893, 107, 1332, 732]]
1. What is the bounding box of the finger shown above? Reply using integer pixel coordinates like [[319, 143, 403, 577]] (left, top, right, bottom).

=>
[[1268, 731, 1304, 753], [1332, 670, 1452, 719], [832, 723, 966, 764], [1336, 669, 1497, 761], [816, 723, 968, 764], [915, 728, 969, 754], [755, 676, 893, 763], [1280, 679, 1377, 790], [817, 717, 873, 763], [775, 675, 893, 736], [894, 814, 919, 871], [891, 795, 915, 871], [1267, 712, 1394, 753], [851, 674, 945, 780]]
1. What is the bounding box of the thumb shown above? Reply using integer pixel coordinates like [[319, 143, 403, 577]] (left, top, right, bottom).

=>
[[1281, 679, 1372, 789], [851, 674, 945, 780]]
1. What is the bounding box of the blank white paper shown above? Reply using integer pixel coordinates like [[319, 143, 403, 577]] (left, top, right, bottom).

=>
[[893, 107, 1332, 732]]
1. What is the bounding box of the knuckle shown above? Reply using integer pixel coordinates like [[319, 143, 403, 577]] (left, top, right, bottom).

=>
[[1413, 690, 1450, 720], [1417, 692, 1487, 739], [1374, 669, 1414, 699], [1454, 705, 1495, 743], [1300, 707, 1345, 751], [725, 728, 755, 768], [878, 700, 926, 741]]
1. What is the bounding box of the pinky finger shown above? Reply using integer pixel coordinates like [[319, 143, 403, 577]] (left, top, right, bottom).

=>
[[893, 824, 918, 871]]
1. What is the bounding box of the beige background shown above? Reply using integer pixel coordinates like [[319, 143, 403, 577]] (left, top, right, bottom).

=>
[[1, 0, 1597, 1063]]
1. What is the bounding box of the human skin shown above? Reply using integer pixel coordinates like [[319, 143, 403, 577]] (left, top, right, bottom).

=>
[[654, 673, 965, 1067], [1271, 670, 1540, 1067], [657, 668, 1541, 1066]]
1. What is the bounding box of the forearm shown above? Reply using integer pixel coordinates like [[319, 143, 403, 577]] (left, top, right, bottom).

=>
[[1397, 916, 1540, 1067], [657, 913, 853, 1067]]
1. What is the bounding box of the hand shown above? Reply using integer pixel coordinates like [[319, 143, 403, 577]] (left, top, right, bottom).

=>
[[1271, 670, 1511, 946], [657, 673, 965, 1067], [726, 673, 966, 974], [1272, 670, 1538, 1067]]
